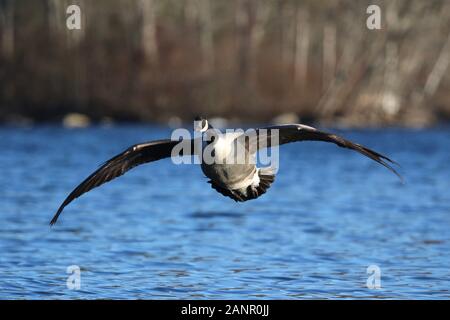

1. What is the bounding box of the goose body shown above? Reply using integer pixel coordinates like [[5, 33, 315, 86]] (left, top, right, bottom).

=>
[[50, 117, 401, 225], [199, 129, 274, 201]]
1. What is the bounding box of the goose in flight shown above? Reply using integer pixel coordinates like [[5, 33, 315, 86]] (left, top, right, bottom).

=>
[[50, 117, 401, 225]]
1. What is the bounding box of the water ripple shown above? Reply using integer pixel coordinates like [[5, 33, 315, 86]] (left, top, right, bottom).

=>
[[0, 125, 449, 299]]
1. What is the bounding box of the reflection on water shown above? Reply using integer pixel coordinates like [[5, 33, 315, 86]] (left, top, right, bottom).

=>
[[0, 125, 449, 299]]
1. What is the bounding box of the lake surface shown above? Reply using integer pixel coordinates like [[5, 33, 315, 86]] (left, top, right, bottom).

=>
[[0, 125, 449, 299]]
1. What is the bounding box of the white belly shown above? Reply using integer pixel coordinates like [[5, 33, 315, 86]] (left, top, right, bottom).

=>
[[200, 132, 258, 189]]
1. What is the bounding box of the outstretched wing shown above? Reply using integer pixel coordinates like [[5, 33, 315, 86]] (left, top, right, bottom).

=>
[[249, 124, 402, 180], [50, 139, 195, 225]]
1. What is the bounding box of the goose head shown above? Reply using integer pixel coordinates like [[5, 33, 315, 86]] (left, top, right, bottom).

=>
[[194, 116, 209, 133]]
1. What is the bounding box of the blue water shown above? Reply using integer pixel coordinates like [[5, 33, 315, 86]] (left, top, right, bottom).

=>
[[0, 125, 449, 299]]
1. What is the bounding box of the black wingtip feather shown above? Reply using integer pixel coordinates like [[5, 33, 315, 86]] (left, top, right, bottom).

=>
[[49, 215, 58, 226], [50, 205, 65, 226], [378, 157, 404, 184], [50, 139, 181, 226], [358, 144, 404, 183]]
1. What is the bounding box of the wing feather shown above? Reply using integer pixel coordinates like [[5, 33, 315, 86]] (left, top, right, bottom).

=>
[[50, 139, 194, 225], [250, 124, 402, 181]]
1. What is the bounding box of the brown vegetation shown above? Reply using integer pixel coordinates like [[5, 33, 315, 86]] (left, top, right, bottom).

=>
[[1, 0, 450, 127]]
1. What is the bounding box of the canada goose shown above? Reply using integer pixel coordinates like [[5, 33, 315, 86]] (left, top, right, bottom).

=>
[[50, 117, 401, 225]]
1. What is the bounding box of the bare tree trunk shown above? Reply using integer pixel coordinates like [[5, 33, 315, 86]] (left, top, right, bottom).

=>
[[248, 1, 268, 85], [293, 6, 309, 90], [139, 0, 158, 62], [235, 0, 251, 82], [65, 0, 86, 109], [0, 0, 15, 59], [381, 42, 400, 117], [280, 3, 292, 68], [317, 35, 386, 120], [199, 0, 214, 74], [322, 23, 336, 92], [47, 0, 63, 33], [424, 32, 450, 97]]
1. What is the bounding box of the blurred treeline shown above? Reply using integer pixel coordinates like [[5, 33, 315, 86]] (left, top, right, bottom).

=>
[[1, 0, 450, 127]]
